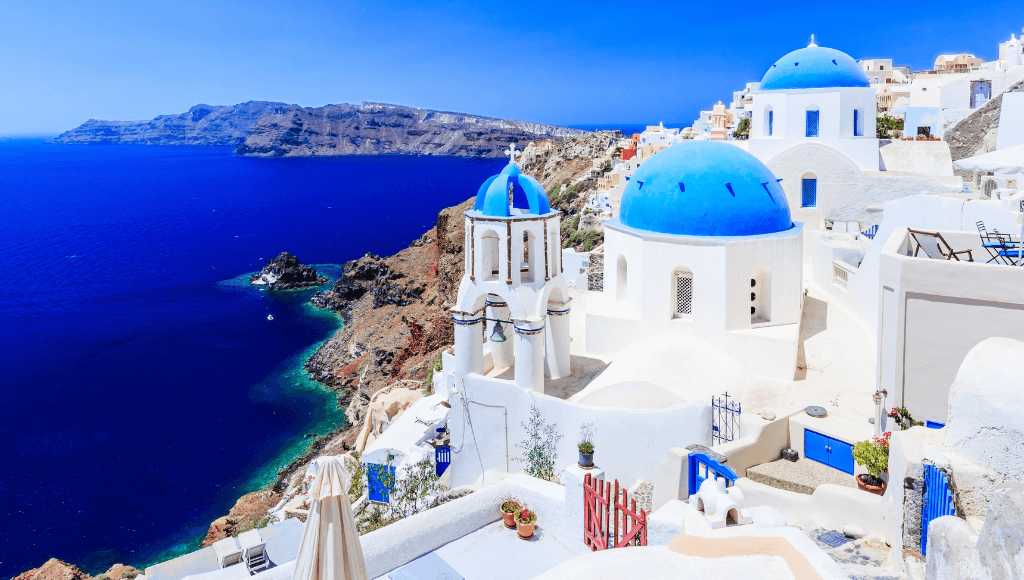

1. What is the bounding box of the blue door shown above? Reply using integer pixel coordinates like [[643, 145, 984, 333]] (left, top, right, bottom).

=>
[[804, 430, 854, 474], [367, 463, 395, 503], [921, 464, 956, 555], [804, 429, 829, 465], [830, 439, 854, 474]]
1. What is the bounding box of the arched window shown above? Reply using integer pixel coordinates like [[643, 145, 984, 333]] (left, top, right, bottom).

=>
[[672, 267, 693, 319], [616, 255, 628, 301], [805, 107, 820, 137], [853, 109, 862, 137], [764, 106, 774, 136], [750, 268, 771, 324], [521, 231, 536, 283], [801, 173, 817, 208], [481, 230, 500, 281]]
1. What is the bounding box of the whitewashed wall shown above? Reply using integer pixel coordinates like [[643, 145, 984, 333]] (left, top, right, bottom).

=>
[[876, 228, 1024, 422], [589, 222, 803, 379], [447, 374, 711, 490], [748, 86, 879, 171], [767, 144, 961, 227]]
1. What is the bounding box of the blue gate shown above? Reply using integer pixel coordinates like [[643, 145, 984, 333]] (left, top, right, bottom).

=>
[[689, 452, 738, 496], [367, 463, 396, 503], [712, 392, 741, 445], [435, 446, 451, 477], [921, 464, 956, 555]]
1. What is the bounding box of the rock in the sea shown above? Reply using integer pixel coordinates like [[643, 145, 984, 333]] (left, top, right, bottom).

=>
[[250, 252, 328, 291]]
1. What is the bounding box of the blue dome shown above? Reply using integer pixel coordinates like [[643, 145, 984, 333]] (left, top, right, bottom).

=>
[[760, 46, 869, 90], [619, 141, 792, 237], [474, 162, 551, 217]]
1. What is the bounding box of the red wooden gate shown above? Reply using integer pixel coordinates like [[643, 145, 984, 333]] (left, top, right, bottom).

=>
[[583, 473, 648, 551]]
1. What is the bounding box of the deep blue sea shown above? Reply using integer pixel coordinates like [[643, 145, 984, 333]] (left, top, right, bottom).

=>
[[0, 140, 505, 578]]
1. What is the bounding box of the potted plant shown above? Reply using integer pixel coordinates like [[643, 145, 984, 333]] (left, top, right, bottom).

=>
[[578, 422, 595, 469], [853, 432, 890, 495], [499, 496, 521, 530], [515, 507, 537, 540]]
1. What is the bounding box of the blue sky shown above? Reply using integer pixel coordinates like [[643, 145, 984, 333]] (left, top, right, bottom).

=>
[[1, 0, 1021, 135]]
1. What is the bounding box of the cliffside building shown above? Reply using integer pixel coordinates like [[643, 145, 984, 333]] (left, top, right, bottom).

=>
[[735, 41, 961, 226]]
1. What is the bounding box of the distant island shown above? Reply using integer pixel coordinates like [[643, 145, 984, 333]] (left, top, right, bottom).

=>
[[53, 101, 294, 147], [53, 101, 588, 157]]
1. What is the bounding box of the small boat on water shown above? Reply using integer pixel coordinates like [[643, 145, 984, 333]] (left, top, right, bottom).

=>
[[267, 314, 274, 321]]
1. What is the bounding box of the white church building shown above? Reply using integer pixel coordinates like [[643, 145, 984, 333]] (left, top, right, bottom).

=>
[[586, 141, 804, 380], [734, 41, 962, 226]]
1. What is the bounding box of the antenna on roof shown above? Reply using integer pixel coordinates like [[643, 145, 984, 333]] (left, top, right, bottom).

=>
[[809, 34, 817, 48]]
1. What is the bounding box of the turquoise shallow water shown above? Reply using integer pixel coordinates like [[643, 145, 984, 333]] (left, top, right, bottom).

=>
[[0, 140, 505, 577]]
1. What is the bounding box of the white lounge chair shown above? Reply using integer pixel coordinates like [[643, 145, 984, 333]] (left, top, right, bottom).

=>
[[212, 537, 242, 569], [238, 529, 270, 573]]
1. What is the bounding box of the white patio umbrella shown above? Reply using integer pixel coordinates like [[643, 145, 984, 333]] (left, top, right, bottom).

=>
[[953, 143, 1024, 173], [292, 456, 368, 580]]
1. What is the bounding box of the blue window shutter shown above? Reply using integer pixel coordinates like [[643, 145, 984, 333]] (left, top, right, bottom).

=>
[[854, 109, 860, 137], [806, 110, 819, 137], [768, 111, 774, 136], [802, 178, 817, 207]]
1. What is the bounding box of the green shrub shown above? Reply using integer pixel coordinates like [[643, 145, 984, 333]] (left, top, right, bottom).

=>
[[731, 118, 750, 139], [347, 451, 365, 503], [514, 403, 563, 482], [877, 115, 904, 139]]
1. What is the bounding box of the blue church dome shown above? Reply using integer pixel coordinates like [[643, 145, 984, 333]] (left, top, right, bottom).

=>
[[619, 141, 792, 237], [474, 162, 551, 217], [760, 46, 869, 90]]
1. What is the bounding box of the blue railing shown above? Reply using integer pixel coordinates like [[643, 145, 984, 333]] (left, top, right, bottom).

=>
[[712, 392, 741, 446]]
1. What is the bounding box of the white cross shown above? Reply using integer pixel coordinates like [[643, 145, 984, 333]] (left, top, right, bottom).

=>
[[505, 143, 519, 164], [809, 34, 817, 48]]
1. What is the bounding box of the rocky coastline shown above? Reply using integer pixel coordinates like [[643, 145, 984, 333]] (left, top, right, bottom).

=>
[[249, 252, 328, 291], [12, 131, 618, 574], [197, 131, 619, 548]]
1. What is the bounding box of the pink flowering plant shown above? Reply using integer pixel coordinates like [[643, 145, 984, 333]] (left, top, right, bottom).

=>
[[853, 432, 891, 486]]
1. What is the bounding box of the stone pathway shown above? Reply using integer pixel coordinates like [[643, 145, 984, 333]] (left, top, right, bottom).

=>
[[807, 527, 902, 580], [747, 458, 858, 495]]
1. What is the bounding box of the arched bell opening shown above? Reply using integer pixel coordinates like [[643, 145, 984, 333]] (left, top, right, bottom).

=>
[[480, 229, 501, 282]]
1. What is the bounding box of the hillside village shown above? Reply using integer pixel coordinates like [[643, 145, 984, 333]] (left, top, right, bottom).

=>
[[19, 27, 1024, 580]]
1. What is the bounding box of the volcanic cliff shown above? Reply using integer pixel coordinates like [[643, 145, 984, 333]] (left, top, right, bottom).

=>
[[235, 102, 587, 158], [53, 102, 294, 146]]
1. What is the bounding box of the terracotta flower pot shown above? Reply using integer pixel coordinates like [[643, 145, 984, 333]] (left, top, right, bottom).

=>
[[857, 474, 887, 496], [500, 504, 520, 529], [517, 520, 535, 540]]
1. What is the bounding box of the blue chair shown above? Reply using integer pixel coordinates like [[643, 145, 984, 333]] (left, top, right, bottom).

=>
[[435, 446, 451, 477], [860, 224, 879, 239], [977, 221, 1016, 264]]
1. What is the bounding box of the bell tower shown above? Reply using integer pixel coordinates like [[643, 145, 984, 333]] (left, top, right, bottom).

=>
[[450, 145, 571, 393]]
